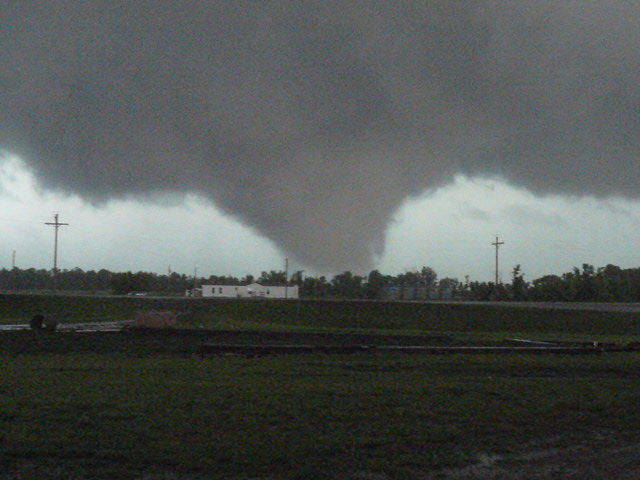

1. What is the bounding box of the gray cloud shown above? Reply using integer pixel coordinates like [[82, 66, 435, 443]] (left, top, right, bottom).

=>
[[458, 204, 493, 222], [1, 1, 639, 271], [501, 204, 567, 228]]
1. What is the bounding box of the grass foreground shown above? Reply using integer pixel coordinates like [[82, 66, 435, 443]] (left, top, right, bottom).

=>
[[2, 295, 640, 478], [2, 348, 640, 479]]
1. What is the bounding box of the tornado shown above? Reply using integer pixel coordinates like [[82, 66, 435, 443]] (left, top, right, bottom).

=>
[[1, 1, 639, 271]]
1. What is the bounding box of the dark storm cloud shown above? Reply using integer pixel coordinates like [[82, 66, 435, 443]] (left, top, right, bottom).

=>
[[1, 1, 639, 270]]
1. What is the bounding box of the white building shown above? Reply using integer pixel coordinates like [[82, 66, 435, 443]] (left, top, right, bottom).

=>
[[200, 282, 299, 299]]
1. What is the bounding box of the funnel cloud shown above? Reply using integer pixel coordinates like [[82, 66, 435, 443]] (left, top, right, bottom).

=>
[[1, 2, 639, 271]]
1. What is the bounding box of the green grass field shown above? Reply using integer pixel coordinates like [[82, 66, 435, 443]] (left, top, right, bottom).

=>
[[2, 294, 640, 479], [2, 352, 640, 479], [3, 293, 640, 342]]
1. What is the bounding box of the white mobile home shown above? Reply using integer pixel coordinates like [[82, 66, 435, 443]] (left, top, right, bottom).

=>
[[201, 283, 299, 299]]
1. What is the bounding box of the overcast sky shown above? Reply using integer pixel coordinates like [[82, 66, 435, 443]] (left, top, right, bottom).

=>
[[2, 2, 640, 283], [1, 154, 638, 283]]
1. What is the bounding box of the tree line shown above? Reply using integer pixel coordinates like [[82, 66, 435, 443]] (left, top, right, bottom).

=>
[[1, 263, 640, 302]]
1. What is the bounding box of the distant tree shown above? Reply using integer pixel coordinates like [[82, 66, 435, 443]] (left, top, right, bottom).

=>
[[397, 271, 421, 300], [509, 265, 528, 301], [437, 277, 460, 300], [577, 264, 597, 301], [364, 269, 389, 299], [302, 276, 331, 298], [111, 272, 134, 294], [457, 275, 472, 300], [468, 281, 493, 301], [529, 274, 566, 301], [290, 270, 305, 286], [258, 270, 287, 286], [16, 268, 51, 290], [57, 267, 86, 291], [331, 271, 365, 298], [97, 269, 113, 290], [491, 283, 510, 301], [111, 271, 155, 294], [8, 261, 640, 303], [166, 272, 187, 292], [622, 267, 640, 301], [290, 270, 306, 295], [206, 274, 241, 285], [420, 267, 438, 300]]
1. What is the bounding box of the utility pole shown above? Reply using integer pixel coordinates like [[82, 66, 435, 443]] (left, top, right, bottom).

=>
[[45, 213, 69, 291], [284, 258, 289, 299], [492, 235, 504, 286], [11, 250, 16, 292]]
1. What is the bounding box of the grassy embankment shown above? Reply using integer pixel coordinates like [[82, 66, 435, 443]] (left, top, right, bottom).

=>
[[2, 294, 640, 479], [3, 292, 640, 342]]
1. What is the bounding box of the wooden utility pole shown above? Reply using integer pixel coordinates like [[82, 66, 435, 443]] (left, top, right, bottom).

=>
[[45, 213, 69, 291], [285, 258, 289, 299], [492, 235, 504, 285]]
